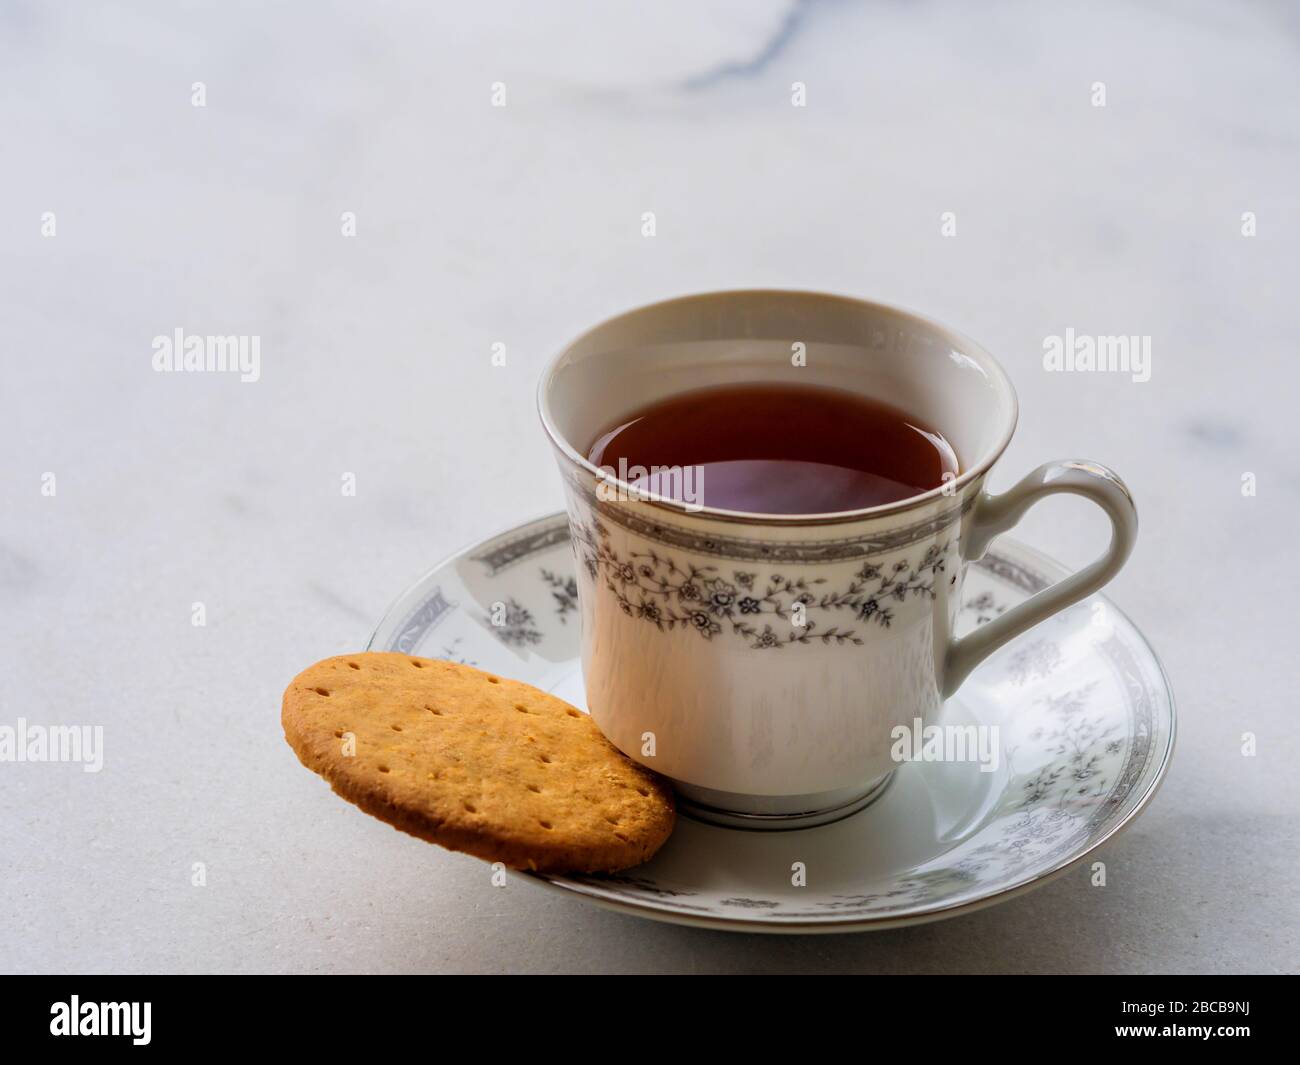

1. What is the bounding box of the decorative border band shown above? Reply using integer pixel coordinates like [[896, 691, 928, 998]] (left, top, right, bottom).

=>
[[570, 478, 976, 564], [470, 521, 571, 575], [392, 586, 455, 653]]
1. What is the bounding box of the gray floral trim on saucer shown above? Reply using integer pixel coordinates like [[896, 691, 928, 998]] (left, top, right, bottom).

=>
[[469, 522, 571, 576], [391, 586, 456, 653], [540, 569, 579, 623], [480, 597, 543, 648]]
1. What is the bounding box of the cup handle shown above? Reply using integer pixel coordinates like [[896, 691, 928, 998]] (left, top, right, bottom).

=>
[[942, 460, 1138, 698]]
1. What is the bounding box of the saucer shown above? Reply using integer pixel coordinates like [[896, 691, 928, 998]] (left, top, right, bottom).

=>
[[368, 513, 1175, 934]]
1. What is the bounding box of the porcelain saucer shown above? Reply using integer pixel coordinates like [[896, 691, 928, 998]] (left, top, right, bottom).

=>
[[368, 513, 1175, 934]]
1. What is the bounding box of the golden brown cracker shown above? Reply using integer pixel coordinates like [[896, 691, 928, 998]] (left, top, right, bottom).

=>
[[281, 652, 675, 873]]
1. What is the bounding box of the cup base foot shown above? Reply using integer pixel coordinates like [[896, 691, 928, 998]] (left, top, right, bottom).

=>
[[674, 771, 895, 831]]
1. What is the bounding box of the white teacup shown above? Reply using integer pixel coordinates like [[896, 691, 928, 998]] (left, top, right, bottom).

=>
[[538, 291, 1137, 828]]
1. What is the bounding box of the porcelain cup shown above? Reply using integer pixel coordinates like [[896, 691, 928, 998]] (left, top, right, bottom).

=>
[[538, 291, 1137, 828]]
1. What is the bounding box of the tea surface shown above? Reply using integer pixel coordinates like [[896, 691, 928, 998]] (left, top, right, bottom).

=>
[[586, 382, 959, 514]]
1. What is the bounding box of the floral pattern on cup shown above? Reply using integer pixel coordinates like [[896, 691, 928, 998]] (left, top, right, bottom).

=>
[[572, 518, 953, 650]]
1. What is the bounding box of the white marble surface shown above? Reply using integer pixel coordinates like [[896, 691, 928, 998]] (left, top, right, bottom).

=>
[[2, 0, 1296, 973]]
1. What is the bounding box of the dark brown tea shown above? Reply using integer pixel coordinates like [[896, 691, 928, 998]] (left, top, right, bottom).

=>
[[586, 383, 959, 514]]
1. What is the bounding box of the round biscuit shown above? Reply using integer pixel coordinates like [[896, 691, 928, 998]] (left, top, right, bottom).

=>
[[281, 652, 676, 873]]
